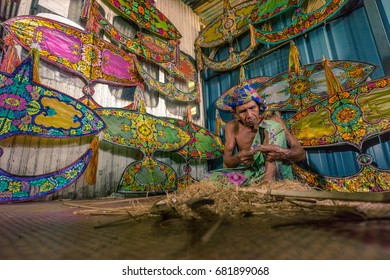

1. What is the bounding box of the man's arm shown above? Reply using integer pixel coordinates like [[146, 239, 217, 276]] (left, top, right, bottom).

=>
[[223, 121, 241, 167], [259, 116, 306, 162], [223, 121, 256, 167], [282, 128, 306, 162]]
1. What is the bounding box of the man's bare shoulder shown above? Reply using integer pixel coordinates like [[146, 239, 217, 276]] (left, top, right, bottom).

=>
[[224, 119, 242, 137], [225, 119, 240, 130]]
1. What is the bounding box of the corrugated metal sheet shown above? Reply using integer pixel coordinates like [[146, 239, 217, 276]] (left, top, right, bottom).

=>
[[0, 0, 20, 43], [180, 0, 248, 26], [378, 0, 390, 37]]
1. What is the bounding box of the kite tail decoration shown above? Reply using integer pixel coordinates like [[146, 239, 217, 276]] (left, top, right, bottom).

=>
[[139, 99, 147, 114], [288, 41, 300, 75], [81, 0, 92, 19], [186, 105, 204, 159], [133, 87, 146, 112], [29, 45, 41, 84], [168, 39, 181, 65], [84, 1, 100, 34], [196, 46, 204, 71], [0, 34, 21, 73], [323, 56, 343, 97], [262, 20, 273, 32], [196, 82, 201, 103], [133, 88, 140, 111], [87, 98, 97, 109], [185, 105, 193, 122], [85, 132, 102, 185], [223, 0, 231, 10], [249, 24, 257, 48], [239, 65, 246, 83]]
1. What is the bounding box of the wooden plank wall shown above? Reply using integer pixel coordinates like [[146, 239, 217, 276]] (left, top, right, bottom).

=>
[[0, 0, 207, 200]]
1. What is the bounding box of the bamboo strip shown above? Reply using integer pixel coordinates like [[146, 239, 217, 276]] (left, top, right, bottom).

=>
[[241, 187, 390, 203]]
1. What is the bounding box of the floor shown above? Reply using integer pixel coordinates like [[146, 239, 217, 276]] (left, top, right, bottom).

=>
[[1, 197, 390, 260]]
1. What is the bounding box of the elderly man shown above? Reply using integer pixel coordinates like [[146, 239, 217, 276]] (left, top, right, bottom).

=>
[[205, 84, 305, 186]]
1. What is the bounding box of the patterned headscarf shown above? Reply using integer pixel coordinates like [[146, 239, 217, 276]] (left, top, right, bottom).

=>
[[225, 84, 267, 111]]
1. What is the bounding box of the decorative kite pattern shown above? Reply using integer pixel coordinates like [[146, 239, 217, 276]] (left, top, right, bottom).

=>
[[248, 0, 348, 44], [3, 15, 143, 87], [293, 162, 390, 193], [102, 0, 181, 40], [176, 173, 198, 190], [165, 119, 224, 160], [135, 62, 198, 102], [195, 0, 257, 48], [216, 76, 270, 111], [247, 0, 302, 24], [91, 2, 175, 63], [257, 60, 376, 112], [165, 117, 224, 189], [288, 77, 390, 148], [95, 107, 190, 193], [158, 52, 198, 82], [195, 0, 258, 72], [0, 149, 92, 202], [289, 76, 390, 192], [200, 43, 258, 72], [0, 55, 106, 140]]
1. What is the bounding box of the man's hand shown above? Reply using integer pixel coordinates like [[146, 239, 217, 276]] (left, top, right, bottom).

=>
[[258, 144, 288, 162], [237, 149, 257, 166]]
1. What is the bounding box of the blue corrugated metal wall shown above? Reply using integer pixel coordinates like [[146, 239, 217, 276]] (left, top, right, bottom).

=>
[[202, 1, 390, 176], [377, 0, 390, 41]]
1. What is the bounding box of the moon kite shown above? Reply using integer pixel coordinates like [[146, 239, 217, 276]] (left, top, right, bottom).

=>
[[95, 105, 190, 193], [0, 55, 106, 202]]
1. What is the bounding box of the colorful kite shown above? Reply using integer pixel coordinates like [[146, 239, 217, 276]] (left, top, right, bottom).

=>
[[0, 54, 106, 201], [90, 1, 175, 63], [135, 57, 199, 102], [0, 54, 106, 140], [289, 76, 390, 192], [3, 15, 143, 108], [257, 60, 376, 112], [165, 113, 224, 189], [247, 0, 302, 24], [198, 42, 258, 72], [196, 0, 257, 48], [158, 51, 198, 82], [195, 0, 258, 72], [288, 76, 390, 148], [0, 149, 92, 202], [293, 163, 390, 193], [102, 0, 181, 40], [247, 0, 348, 44], [95, 104, 190, 193]]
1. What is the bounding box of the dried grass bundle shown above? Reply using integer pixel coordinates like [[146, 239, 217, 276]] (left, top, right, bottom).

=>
[[68, 180, 312, 220], [153, 179, 313, 220]]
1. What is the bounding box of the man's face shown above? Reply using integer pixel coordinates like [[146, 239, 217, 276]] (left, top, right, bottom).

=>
[[234, 100, 264, 129]]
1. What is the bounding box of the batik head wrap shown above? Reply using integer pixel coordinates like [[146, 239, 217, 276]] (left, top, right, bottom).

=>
[[225, 84, 267, 112]]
